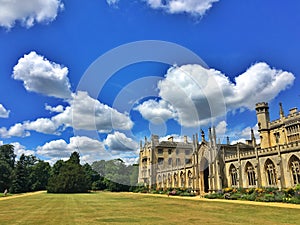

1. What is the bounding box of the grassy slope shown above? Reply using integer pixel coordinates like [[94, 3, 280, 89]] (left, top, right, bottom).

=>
[[0, 192, 299, 225]]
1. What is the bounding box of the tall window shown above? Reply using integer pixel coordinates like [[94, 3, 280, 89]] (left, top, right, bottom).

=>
[[157, 175, 162, 188], [265, 159, 277, 186], [289, 155, 300, 185], [163, 174, 167, 186], [246, 162, 256, 186], [158, 158, 164, 165], [180, 172, 185, 187], [158, 149, 163, 154], [174, 173, 178, 187], [188, 170, 193, 187], [176, 158, 181, 166], [168, 174, 172, 186], [230, 164, 238, 186]]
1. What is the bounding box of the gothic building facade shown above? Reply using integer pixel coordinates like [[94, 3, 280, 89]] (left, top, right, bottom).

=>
[[138, 102, 300, 193]]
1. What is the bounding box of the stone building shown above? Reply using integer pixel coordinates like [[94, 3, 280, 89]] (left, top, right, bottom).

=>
[[138, 102, 300, 193]]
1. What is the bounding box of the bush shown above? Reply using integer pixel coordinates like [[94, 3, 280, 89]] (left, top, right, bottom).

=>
[[204, 193, 223, 199], [228, 193, 242, 200]]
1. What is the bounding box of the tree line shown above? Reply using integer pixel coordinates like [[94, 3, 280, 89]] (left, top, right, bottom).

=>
[[0, 144, 139, 194]]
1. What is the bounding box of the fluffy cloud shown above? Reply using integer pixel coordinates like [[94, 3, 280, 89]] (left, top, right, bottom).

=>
[[144, 0, 219, 16], [0, 104, 10, 118], [135, 63, 295, 127], [215, 121, 227, 136], [24, 118, 60, 134], [230, 124, 260, 145], [66, 91, 133, 132], [11, 142, 35, 159], [0, 0, 64, 29], [107, 0, 218, 16], [0, 91, 134, 138], [0, 123, 29, 138], [36, 136, 109, 164], [104, 132, 138, 151], [0, 117, 61, 138], [134, 99, 175, 124], [160, 134, 191, 143], [45, 104, 64, 113], [12, 51, 72, 99]]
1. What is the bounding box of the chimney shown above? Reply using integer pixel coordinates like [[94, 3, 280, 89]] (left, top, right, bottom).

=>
[[168, 136, 174, 142]]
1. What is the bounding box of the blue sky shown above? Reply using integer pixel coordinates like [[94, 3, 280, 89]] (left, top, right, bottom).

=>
[[0, 0, 299, 164]]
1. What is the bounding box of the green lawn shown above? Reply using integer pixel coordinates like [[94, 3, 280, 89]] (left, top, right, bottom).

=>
[[0, 192, 299, 224]]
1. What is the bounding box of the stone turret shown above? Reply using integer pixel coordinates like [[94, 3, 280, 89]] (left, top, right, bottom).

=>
[[256, 102, 270, 149]]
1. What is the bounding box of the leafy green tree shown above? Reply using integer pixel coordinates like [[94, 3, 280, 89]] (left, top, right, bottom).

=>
[[0, 144, 15, 192], [47, 152, 90, 193], [28, 160, 51, 191], [0, 144, 15, 168], [10, 154, 30, 193], [0, 160, 12, 192]]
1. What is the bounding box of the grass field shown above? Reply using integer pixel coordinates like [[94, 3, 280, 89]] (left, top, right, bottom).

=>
[[0, 192, 299, 225]]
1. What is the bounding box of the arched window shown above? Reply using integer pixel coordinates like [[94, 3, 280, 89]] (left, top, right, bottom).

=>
[[180, 171, 185, 187], [188, 170, 193, 187], [229, 164, 238, 187], [157, 175, 162, 188], [265, 159, 277, 186], [168, 173, 172, 187], [163, 174, 167, 186], [245, 162, 256, 186], [289, 155, 300, 185], [174, 173, 178, 187]]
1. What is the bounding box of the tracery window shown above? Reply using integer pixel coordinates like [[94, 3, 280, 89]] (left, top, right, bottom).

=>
[[174, 173, 178, 187], [229, 164, 238, 186], [265, 159, 277, 186], [246, 162, 256, 186], [167, 174, 172, 186], [157, 175, 162, 188], [180, 172, 185, 188], [188, 170, 193, 187], [163, 174, 167, 187], [289, 155, 300, 185]]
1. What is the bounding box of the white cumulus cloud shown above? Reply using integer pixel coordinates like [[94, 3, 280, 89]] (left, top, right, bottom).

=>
[[135, 63, 295, 127], [0, 104, 10, 118], [36, 136, 108, 164], [230, 124, 259, 145], [0, 0, 64, 29], [0, 123, 30, 138], [12, 51, 72, 99], [145, 0, 219, 16], [108, 0, 219, 16], [45, 104, 64, 113], [104, 132, 139, 151], [0, 91, 133, 138], [11, 142, 35, 159], [67, 91, 133, 132], [134, 99, 175, 124]]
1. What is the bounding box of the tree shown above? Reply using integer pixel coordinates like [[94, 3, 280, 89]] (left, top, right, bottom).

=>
[[47, 152, 90, 193], [0, 144, 15, 168], [10, 154, 30, 193], [28, 160, 51, 191], [0, 144, 15, 192]]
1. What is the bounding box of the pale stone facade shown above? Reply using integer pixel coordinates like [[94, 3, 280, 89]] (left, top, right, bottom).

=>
[[138, 102, 300, 193]]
